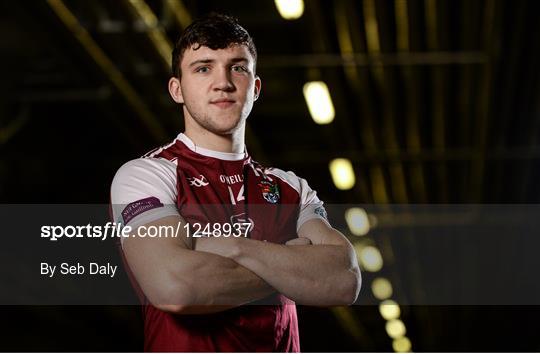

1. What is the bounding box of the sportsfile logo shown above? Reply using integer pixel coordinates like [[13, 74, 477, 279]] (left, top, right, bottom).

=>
[[41, 222, 131, 241], [40, 222, 185, 241], [40, 221, 252, 241]]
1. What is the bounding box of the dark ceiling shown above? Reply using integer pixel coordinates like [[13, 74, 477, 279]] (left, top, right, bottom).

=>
[[1, 0, 540, 352]]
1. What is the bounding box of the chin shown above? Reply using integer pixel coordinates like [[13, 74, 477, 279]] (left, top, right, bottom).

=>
[[205, 123, 240, 136], [216, 124, 242, 135], [210, 117, 244, 134]]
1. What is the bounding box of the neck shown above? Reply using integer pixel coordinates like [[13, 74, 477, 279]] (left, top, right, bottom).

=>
[[184, 123, 245, 154]]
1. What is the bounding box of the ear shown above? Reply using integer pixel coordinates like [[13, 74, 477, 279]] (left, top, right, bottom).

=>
[[168, 77, 184, 104], [253, 75, 262, 101]]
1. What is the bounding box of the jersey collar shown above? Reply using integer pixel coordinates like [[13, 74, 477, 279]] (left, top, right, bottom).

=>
[[177, 133, 248, 161]]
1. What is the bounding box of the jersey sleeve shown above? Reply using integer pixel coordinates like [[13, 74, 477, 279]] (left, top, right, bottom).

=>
[[295, 175, 330, 231], [266, 168, 330, 232], [110, 158, 180, 230]]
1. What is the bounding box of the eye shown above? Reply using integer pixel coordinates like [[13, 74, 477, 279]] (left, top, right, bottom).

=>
[[232, 65, 248, 73], [195, 66, 209, 73]]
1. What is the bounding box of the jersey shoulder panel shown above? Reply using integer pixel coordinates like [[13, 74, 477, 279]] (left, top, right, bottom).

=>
[[110, 157, 179, 230], [265, 167, 329, 231], [265, 167, 319, 204], [111, 157, 178, 204]]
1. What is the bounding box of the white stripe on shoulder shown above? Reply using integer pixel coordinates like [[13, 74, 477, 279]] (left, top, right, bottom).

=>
[[143, 138, 178, 158], [265, 168, 302, 195]]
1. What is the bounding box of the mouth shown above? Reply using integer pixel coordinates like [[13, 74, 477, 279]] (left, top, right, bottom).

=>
[[210, 99, 236, 109]]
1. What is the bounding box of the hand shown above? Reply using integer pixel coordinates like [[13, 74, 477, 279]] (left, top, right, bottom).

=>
[[285, 237, 312, 246]]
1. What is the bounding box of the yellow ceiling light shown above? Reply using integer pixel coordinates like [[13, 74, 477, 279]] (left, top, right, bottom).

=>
[[303, 81, 335, 124], [385, 319, 406, 339], [379, 299, 401, 320], [345, 207, 370, 236], [368, 214, 379, 228], [358, 245, 383, 272], [274, 0, 304, 20], [372, 277, 393, 300], [329, 158, 355, 190], [392, 336, 412, 352], [46, 0, 167, 142], [165, 0, 192, 29], [128, 0, 173, 68]]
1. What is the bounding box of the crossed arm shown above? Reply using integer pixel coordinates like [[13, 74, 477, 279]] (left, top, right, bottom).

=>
[[123, 215, 361, 314]]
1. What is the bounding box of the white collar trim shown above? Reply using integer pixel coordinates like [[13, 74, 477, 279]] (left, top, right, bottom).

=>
[[177, 133, 247, 161]]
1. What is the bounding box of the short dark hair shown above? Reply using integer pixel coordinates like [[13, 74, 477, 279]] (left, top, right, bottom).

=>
[[171, 13, 257, 78]]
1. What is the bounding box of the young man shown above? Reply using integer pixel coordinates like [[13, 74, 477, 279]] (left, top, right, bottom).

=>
[[111, 13, 361, 352]]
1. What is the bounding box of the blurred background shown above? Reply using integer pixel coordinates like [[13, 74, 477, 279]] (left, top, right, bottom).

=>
[[1, 0, 540, 351]]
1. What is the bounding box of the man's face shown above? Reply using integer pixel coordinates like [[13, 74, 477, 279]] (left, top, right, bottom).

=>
[[174, 44, 260, 135]]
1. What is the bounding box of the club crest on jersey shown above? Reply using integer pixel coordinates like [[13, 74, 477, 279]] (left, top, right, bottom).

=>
[[258, 180, 280, 204]]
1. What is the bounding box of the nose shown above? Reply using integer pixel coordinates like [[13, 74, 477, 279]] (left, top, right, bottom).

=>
[[213, 67, 235, 92]]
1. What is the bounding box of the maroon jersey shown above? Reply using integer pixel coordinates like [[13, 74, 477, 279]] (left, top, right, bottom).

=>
[[111, 133, 327, 352]]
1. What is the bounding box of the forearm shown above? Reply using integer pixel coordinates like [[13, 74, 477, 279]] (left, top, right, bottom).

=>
[[232, 239, 360, 305], [122, 215, 275, 315], [177, 249, 275, 311]]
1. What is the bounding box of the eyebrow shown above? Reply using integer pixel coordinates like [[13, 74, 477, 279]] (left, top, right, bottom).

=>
[[230, 57, 249, 64], [188, 59, 213, 67], [188, 57, 250, 67]]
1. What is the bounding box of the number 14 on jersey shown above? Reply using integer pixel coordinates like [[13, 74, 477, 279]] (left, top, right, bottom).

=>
[[227, 185, 245, 205]]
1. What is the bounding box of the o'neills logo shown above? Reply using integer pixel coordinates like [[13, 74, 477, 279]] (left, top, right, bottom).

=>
[[187, 175, 209, 187], [122, 197, 163, 225], [219, 174, 244, 185]]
